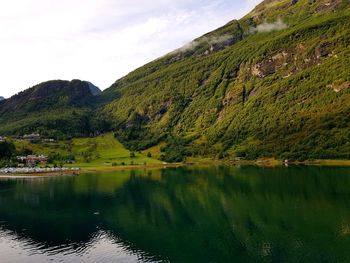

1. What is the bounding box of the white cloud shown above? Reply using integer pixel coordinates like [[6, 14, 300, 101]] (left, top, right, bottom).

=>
[[0, 0, 262, 98], [250, 19, 288, 33]]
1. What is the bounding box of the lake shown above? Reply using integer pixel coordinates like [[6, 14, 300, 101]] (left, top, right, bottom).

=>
[[1, 166, 350, 262]]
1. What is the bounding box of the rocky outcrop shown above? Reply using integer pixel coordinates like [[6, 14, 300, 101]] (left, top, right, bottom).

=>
[[315, 0, 342, 12], [251, 51, 290, 78], [315, 42, 333, 58], [251, 41, 335, 79], [328, 82, 350, 93]]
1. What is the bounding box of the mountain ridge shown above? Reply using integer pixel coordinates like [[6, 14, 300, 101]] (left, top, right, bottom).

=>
[[0, 79, 99, 138], [97, 0, 350, 161]]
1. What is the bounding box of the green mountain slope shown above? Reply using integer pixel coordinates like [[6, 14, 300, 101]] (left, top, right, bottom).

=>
[[0, 80, 100, 139], [97, 0, 350, 161]]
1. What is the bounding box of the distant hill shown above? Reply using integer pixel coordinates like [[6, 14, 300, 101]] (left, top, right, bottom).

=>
[[0, 96, 4, 101], [0, 80, 99, 138], [1, 0, 350, 162]]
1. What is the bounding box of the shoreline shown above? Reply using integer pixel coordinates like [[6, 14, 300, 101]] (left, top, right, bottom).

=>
[[0, 164, 183, 177], [0, 171, 79, 179], [76, 163, 185, 173], [1, 159, 349, 178], [76, 158, 350, 173], [0, 167, 80, 178], [223, 159, 350, 167]]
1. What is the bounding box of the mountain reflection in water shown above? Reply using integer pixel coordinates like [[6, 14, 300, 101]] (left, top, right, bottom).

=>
[[0, 166, 350, 263]]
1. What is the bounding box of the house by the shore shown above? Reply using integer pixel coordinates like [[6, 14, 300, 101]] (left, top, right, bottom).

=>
[[17, 155, 48, 167]]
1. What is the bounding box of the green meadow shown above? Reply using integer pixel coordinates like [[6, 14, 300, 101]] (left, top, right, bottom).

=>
[[13, 133, 162, 171]]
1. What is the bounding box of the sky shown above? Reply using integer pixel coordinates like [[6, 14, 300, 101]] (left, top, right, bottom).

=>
[[0, 0, 261, 98]]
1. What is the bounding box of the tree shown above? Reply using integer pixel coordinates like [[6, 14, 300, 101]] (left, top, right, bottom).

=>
[[0, 142, 16, 160]]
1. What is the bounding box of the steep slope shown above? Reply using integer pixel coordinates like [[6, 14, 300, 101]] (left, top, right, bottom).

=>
[[0, 80, 98, 138], [98, 0, 350, 161]]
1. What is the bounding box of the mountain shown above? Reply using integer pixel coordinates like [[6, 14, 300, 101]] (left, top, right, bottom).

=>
[[0, 80, 99, 138], [1, 0, 350, 162], [0, 96, 4, 101], [98, 0, 350, 161]]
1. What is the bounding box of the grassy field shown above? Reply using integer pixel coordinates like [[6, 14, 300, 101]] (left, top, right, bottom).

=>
[[13, 133, 162, 171], [12, 133, 350, 173], [70, 133, 162, 169], [141, 142, 165, 159]]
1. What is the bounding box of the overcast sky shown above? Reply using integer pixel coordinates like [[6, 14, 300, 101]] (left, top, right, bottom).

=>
[[0, 0, 261, 98]]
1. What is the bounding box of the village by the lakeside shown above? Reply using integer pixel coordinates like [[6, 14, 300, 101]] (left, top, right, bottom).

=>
[[1, 133, 53, 167], [0, 133, 81, 175]]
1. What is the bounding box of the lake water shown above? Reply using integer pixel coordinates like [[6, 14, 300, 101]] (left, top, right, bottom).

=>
[[1, 166, 350, 262]]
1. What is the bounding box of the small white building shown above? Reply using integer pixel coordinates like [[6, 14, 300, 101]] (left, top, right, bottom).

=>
[[23, 133, 40, 139]]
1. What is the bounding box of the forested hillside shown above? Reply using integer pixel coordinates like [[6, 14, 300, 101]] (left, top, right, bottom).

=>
[[1, 0, 349, 162], [0, 80, 100, 139], [97, 0, 350, 161]]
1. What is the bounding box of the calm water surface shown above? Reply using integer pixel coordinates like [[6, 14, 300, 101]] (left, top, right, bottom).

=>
[[1, 166, 350, 262]]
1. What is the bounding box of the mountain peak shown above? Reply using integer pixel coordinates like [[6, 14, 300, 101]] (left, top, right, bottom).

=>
[[244, 0, 344, 24], [0, 79, 97, 118], [0, 79, 99, 137]]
